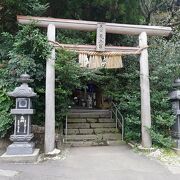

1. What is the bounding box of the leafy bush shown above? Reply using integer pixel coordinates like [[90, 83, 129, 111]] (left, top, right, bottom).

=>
[[0, 81, 13, 137], [0, 111, 12, 137], [0, 63, 13, 137], [55, 49, 82, 123], [0, 24, 51, 137], [147, 31, 180, 147]]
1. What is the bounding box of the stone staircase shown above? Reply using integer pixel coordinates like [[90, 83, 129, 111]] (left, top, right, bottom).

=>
[[63, 109, 124, 147]]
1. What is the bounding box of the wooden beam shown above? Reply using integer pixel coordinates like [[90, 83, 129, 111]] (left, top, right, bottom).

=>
[[52, 43, 141, 55], [17, 15, 172, 36]]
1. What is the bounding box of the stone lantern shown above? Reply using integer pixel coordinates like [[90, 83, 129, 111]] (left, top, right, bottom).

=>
[[170, 78, 180, 152], [6, 74, 37, 156]]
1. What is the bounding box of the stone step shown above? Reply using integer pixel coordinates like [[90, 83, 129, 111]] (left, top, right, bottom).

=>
[[63, 109, 123, 147], [65, 134, 102, 141], [98, 118, 113, 123], [64, 129, 94, 135], [86, 118, 98, 123], [67, 122, 116, 129], [79, 129, 94, 135], [94, 128, 118, 134], [90, 123, 116, 128], [64, 128, 118, 135], [64, 140, 125, 147], [69, 109, 110, 113], [67, 118, 98, 123], [67, 118, 86, 123], [68, 112, 111, 118], [67, 123, 90, 129], [64, 141, 107, 147], [67, 118, 114, 123], [65, 133, 121, 141], [64, 129, 80, 135]]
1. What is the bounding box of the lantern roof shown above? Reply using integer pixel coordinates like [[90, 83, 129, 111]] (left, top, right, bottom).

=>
[[8, 74, 37, 98]]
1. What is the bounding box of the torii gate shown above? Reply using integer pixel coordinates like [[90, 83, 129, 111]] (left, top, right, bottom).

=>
[[17, 16, 172, 154]]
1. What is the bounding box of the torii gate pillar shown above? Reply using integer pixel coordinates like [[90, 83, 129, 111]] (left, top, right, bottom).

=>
[[45, 24, 56, 154], [139, 32, 152, 148]]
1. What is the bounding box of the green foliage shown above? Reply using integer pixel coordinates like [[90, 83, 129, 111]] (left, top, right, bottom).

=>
[[0, 24, 50, 136], [0, 68, 13, 137], [49, 0, 142, 24], [8, 24, 51, 125], [55, 49, 108, 124], [150, 129, 173, 148], [95, 59, 141, 142], [6, 24, 51, 79], [0, 0, 48, 33], [55, 49, 82, 122], [0, 111, 13, 138], [147, 31, 180, 148], [0, 89, 12, 112], [56, 30, 96, 45]]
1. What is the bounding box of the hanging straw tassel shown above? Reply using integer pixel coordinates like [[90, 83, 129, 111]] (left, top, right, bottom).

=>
[[89, 55, 102, 69], [95, 55, 102, 68], [115, 55, 123, 68], [84, 53, 89, 68], [89, 55, 95, 69], [78, 53, 84, 67], [101, 55, 108, 68], [106, 55, 123, 69], [105, 55, 111, 68], [78, 52, 123, 69]]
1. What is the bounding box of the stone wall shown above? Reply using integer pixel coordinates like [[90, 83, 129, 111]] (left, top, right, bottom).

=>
[[32, 124, 64, 151], [0, 138, 11, 151], [32, 125, 45, 152]]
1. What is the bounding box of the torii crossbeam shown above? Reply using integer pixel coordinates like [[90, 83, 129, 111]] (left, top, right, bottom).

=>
[[17, 15, 172, 154]]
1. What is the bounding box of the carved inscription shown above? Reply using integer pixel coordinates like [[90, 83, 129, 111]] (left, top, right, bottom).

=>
[[96, 23, 106, 51], [16, 115, 28, 135]]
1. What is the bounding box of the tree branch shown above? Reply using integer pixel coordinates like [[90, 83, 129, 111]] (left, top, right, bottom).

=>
[[149, 1, 167, 14]]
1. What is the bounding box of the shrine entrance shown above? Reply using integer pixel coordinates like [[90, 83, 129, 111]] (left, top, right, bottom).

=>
[[72, 83, 111, 110], [17, 15, 172, 153], [72, 84, 99, 109]]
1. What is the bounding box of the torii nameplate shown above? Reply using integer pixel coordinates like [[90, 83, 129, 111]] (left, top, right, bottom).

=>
[[96, 23, 106, 51]]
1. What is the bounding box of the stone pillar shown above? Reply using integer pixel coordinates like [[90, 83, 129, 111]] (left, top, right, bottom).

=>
[[139, 32, 152, 148], [45, 24, 56, 154]]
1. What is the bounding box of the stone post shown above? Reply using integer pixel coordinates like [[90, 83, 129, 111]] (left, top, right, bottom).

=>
[[45, 24, 56, 154], [139, 32, 152, 148]]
